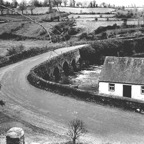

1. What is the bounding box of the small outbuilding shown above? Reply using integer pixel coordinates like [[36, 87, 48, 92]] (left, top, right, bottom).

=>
[[6, 127, 25, 144], [99, 56, 144, 101]]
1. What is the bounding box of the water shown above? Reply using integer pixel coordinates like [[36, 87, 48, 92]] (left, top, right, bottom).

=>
[[69, 65, 102, 92]]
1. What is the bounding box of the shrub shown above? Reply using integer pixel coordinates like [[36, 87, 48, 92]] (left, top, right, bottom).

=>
[[60, 76, 71, 84], [51, 19, 79, 42], [6, 44, 25, 56], [79, 37, 144, 65], [79, 45, 96, 64]]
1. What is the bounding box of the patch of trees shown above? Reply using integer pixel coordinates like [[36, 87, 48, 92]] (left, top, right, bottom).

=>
[[79, 37, 144, 65], [51, 19, 80, 42], [79, 24, 119, 41], [116, 11, 134, 18]]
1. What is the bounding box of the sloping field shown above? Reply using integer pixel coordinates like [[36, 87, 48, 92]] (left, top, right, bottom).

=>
[[54, 7, 115, 14], [0, 21, 59, 39], [1, 7, 115, 15]]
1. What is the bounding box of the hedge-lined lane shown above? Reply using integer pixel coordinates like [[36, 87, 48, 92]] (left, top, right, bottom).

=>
[[1, 45, 144, 144]]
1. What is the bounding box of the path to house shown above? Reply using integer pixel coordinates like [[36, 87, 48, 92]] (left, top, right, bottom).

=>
[[0, 45, 144, 144]]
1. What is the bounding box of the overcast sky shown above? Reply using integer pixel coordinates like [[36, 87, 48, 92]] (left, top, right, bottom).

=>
[[5, 0, 144, 7], [78, 0, 144, 7]]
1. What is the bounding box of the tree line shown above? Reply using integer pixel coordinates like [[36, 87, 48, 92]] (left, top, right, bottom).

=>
[[0, 0, 129, 15]]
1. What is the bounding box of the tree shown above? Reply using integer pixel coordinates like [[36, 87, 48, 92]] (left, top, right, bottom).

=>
[[100, 2, 106, 7], [76, 2, 82, 7], [53, 0, 62, 6], [12, 0, 18, 8], [4, 1, 11, 14], [43, 0, 48, 7], [89, 1, 93, 7], [70, 0, 75, 7], [63, 0, 67, 6], [28, 5, 35, 15], [29, 0, 36, 14], [18, 0, 27, 14], [0, 0, 4, 15], [92, 0, 96, 7], [67, 119, 87, 144]]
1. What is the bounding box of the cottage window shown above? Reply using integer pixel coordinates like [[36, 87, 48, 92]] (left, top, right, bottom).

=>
[[141, 86, 144, 94], [109, 83, 115, 91]]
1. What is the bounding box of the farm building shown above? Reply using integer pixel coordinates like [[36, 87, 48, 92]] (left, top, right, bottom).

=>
[[99, 56, 144, 101]]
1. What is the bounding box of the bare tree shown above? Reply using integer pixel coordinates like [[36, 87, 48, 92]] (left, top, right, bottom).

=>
[[53, 0, 62, 6], [0, 0, 4, 15], [67, 119, 87, 144], [70, 0, 75, 7], [76, 2, 82, 7], [12, 0, 18, 8], [63, 0, 67, 7], [29, 0, 36, 14], [18, 0, 27, 14]]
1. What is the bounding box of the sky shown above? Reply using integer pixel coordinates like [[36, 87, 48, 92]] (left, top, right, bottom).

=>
[[77, 0, 144, 7], [4, 0, 144, 7]]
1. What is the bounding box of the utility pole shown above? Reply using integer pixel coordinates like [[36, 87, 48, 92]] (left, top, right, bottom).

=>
[[49, 0, 52, 12]]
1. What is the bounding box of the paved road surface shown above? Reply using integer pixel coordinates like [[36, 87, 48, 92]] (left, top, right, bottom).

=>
[[0, 45, 144, 144]]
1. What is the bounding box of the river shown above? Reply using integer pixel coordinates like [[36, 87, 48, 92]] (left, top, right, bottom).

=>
[[69, 65, 102, 92]]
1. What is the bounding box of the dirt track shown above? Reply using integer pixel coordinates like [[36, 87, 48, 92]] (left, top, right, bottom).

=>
[[0, 45, 144, 144]]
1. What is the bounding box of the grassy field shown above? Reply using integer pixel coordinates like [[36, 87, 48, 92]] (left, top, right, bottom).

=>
[[0, 7, 142, 56], [2, 7, 115, 15], [54, 7, 115, 14]]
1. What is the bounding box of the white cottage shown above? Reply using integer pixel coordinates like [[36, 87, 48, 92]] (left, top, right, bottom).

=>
[[99, 56, 144, 101]]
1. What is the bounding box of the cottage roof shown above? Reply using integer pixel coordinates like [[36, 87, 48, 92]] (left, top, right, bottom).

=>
[[99, 56, 144, 85]]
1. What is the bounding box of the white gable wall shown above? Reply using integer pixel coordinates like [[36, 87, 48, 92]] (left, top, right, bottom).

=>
[[99, 82, 123, 97], [132, 85, 144, 101], [99, 82, 144, 101]]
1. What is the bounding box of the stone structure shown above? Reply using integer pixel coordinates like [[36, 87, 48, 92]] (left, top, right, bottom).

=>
[[6, 127, 25, 144], [34, 48, 81, 81]]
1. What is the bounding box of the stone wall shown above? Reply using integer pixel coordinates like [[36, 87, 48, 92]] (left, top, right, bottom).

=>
[[33, 48, 81, 81]]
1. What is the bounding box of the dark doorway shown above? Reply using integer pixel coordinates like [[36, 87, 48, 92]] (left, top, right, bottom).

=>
[[123, 85, 131, 98], [63, 61, 69, 76], [53, 67, 60, 81]]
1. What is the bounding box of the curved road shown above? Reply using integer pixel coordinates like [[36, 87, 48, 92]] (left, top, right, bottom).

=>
[[0, 45, 144, 144]]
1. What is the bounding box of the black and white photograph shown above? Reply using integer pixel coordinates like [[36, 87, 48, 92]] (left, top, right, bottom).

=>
[[0, 0, 144, 143]]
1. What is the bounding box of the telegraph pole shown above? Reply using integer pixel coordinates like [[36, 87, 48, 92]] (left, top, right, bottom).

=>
[[49, 0, 52, 12]]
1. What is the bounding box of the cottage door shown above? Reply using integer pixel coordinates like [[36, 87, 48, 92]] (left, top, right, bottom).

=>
[[123, 85, 131, 98]]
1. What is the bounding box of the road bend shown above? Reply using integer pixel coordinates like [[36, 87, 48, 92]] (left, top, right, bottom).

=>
[[0, 45, 144, 144]]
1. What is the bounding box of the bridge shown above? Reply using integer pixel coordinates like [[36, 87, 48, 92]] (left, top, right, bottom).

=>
[[33, 48, 82, 81]]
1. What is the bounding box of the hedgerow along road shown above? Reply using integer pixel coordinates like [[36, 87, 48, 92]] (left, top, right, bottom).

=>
[[0, 45, 144, 144]]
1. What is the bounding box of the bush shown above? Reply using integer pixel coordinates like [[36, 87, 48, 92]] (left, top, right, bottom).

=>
[[94, 24, 119, 34], [51, 19, 79, 42], [79, 37, 144, 65], [79, 45, 96, 64], [6, 44, 25, 56], [60, 76, 71, 84]]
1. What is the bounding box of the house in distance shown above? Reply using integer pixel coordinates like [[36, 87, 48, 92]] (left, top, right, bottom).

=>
[[99, 56, 144, 101]]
